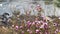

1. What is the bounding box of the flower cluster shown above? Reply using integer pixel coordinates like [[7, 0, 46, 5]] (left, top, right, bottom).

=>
[[9, 15, 60, 34]]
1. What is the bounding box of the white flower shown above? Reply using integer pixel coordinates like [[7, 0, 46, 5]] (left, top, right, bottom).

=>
[[53, 23, 57, 26], [12, 25, 14, 27], [36, 29, 40, 33], [58, 17, 60, 19], [27, 29, 30, 32], [36, 29, 39, 32]]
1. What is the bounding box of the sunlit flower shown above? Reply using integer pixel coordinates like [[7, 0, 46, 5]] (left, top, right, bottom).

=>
[[16, 26, 18, 28], [27, 29, 30, 32], [12, 25, 14, 28], [35, 29, 40, 33], [15, 25, 19, 30]]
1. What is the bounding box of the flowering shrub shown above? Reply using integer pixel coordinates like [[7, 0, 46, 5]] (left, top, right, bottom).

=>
[[0, 10, 60, 34]]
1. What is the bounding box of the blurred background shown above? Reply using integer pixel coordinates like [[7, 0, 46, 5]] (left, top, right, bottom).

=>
[[0, 0, 60, 17]]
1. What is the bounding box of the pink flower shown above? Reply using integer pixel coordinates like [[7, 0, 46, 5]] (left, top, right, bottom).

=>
[[27, 29, 30, 32], [40, 20, 43, 24], [29, 31, 33, 34], [21, 31, 24, 34], [55, 29, 58, 34], [44, 22, 48, 25], [59, 30, 60, 32], [36, 5, 42, 11], [27, 21, 31, 25], [35, 29, 40, 33], [56, 29, 59, 32], [20, 26, 23, 29], [40, 24, 44, 28], [27, 21, 31, 28], [32, 22, 35, 25], [36, 24, 39, 28], [15, 25, 19, 30], [29, 23, 31, 25], [35, 21, 38, 23], [53, 23, 57, 26], [44, 24, 48, 30], [16, 26, 18, 29], [27, 21, 30, 23], [40, 21, 48, 28], [38, 21, 41, 23]]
